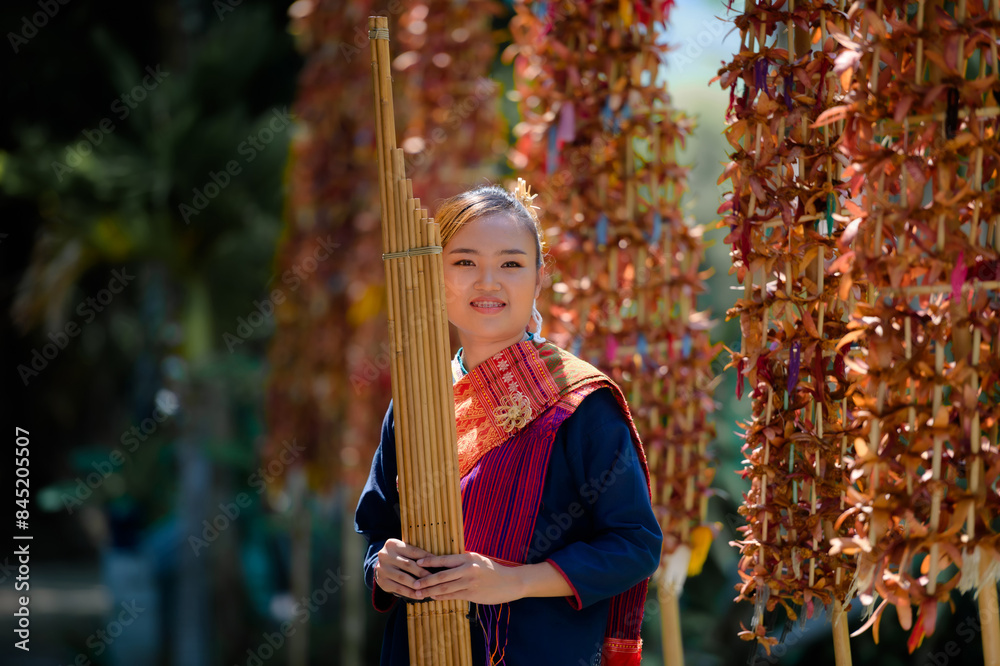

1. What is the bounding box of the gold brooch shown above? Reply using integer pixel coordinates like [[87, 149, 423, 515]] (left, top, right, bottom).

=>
[[493, 392, 533, 432]]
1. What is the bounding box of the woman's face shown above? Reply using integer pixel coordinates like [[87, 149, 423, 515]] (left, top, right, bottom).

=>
[[443, 213, 541, 349]]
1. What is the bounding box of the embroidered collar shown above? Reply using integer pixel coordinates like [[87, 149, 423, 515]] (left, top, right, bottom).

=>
[[453, 331, 537, 381], [452, 339, 619, 477]]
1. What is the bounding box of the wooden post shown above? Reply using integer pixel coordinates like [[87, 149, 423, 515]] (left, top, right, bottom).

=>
[[979, 572, 1000, 665], [831, 600, 853, 666], [657, 552, 688, 666]]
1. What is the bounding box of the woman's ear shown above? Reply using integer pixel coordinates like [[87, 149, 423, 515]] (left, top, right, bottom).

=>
[[534, 267, 543, 299]]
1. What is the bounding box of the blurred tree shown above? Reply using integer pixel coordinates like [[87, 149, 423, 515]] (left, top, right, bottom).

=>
[[1, 1, 301, 664]]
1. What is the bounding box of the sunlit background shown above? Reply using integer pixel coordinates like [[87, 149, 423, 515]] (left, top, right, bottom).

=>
[[0, 1, 985, 665]]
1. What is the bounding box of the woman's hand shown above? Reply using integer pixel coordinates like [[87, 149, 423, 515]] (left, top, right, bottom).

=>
[[411, 552, 523, 605], [375, 539, 433, 598]]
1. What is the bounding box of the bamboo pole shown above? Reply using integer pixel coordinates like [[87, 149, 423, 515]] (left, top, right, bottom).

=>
[[414, 195, 457, 666], [368, 16, 473, 666], [967, 6, 1000, 638], [831, 600, 852, 665], [927, 344, 945, 596], [398, 166, 429, 560], [879, 280, 1000, 296], [406, 184, 439, 557], [980, 559, 1000, 665], [370, 26, 421, 664], [658, 580, 685, 666]]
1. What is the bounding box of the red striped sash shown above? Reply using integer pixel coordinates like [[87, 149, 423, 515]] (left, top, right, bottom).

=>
[[454, 340, 650, 665]]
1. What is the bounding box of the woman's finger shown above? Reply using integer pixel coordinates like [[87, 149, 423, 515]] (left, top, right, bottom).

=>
[[405, 544, 434, 560], [377, 564, 420, 594], [378, 543, 430, 576], [382, 540, 433, 576], [423, 579, 466, 599], [425, 590, 462, 601], [391, 553, 430, 578], [391, 541, 433, 561], [378, 577, 415, 598], [376, 552, 423, 581], [416, 554, 467, 569], [413, 565, 464, 591]]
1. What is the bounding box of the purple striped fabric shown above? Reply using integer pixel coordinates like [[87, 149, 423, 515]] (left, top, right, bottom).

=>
[[459, 393, 647, 665]]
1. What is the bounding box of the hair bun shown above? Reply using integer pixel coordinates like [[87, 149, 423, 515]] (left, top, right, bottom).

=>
[[510, 177, 541, 224]]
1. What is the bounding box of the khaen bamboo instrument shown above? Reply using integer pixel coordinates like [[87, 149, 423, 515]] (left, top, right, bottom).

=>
[[368, 15, 474, 666]]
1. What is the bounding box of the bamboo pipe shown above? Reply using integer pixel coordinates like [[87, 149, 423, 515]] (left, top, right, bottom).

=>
[[427, 208, 460, 555], [426, 210, 460, 556], [399, 159, 431, 662], [415, 191, 445, 559], [369, 14, 414, 562], [395, 158, 427, 657], [369, 15, 472, 666], [395, 161, 428, 552], [432, 207, 466, 666], [408, 189, 440, 557], [416, 201, 443, 559]]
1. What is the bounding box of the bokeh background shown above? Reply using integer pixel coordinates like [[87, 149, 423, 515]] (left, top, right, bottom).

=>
[[0, 1, 985, 664]]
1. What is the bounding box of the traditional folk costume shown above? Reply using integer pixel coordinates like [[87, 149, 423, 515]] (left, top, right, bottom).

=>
[[355, 338, 662, 665]]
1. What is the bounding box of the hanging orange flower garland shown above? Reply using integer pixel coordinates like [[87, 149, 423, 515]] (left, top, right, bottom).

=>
[[508, 0, 718, 597], [813, 0, 1000, 655], [266, 0, 388, 493], [715, 1, 864, 659], [395, 0, 506, 204]]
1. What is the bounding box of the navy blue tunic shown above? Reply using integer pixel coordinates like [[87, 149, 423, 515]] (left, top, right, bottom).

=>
[[354, 387, 663, 666]]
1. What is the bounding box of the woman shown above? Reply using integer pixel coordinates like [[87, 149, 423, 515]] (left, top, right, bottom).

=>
[[354, 181, 663, 665]]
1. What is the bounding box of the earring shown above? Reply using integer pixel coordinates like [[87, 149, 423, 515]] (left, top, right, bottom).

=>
[[530, 300, 546, 342]]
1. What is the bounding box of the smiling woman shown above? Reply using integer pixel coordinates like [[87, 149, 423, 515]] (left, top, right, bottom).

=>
[[443, 214, 541, 373], [355, 180, 663, 666]]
